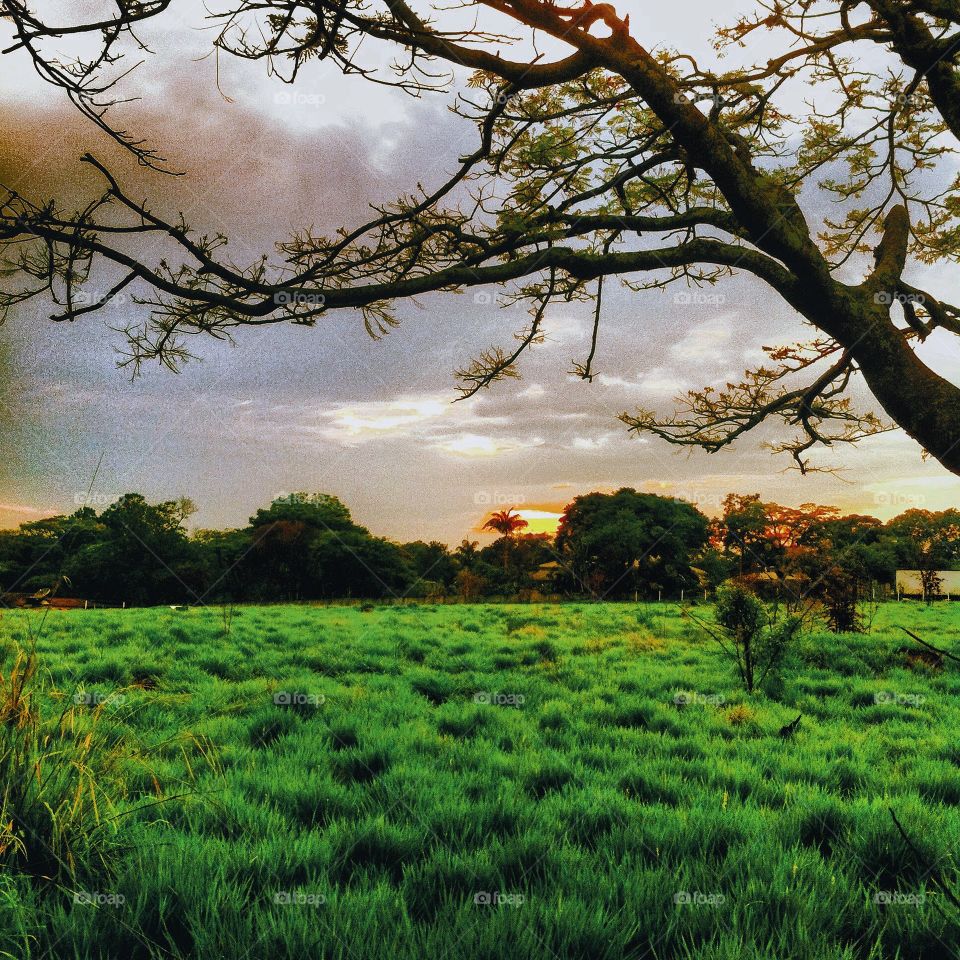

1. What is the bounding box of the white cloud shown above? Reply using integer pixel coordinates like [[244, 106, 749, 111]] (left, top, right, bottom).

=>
[[518, 383, 546, 399], [305, 393, 516, 446], [233, 392, 549, 461], [669, 315, 735, 365], [539, 314, 586, 346], [318, 395, 449, 442], [568, 433, 631, 450], [597, 368, 688, 395], [434, 433, 543, 458]]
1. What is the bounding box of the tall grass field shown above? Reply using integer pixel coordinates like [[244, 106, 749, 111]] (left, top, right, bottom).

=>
[[2, 602, 959, 959]]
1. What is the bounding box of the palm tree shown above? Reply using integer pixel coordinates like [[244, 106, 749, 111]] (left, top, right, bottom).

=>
[[454, 539, 480, 568], [482, 510, 529, 570]]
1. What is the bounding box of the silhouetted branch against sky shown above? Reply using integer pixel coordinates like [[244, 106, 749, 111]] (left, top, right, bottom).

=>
[[1, 1, 960, 538]]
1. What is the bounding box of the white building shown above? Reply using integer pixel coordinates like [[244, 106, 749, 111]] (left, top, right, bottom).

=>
[[896, 570, 960, 597]]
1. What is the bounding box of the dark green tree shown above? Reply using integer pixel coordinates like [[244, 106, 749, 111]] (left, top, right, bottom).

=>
[[67, 495, 196, 605], [401, 541, 458, 592], [244, 493, 413, 599], [715, 495, 782, 577], [556, 489, 709, 598]]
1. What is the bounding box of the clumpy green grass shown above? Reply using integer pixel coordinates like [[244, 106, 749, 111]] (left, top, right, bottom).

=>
[[1, 601, 960, 958]]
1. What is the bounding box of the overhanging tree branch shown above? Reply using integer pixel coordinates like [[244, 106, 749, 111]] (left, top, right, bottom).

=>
[[2, 0, 960, 471]]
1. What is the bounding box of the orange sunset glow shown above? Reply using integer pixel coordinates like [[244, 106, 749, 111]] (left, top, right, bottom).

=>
[[473, 504, 567, 538]]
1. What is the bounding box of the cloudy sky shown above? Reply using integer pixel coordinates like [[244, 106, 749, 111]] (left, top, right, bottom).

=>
[[2, 1, 959, 544]]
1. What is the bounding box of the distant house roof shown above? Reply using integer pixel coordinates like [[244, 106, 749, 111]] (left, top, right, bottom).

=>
[[740, 571, 806, 583], [531, 561, 562, 582]]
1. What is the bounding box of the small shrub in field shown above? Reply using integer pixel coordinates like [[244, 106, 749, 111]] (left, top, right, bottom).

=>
[[634, 609, 657, 630], [538, 701, 570, 731], [625, 631, 664, 654], [436, 706, 488, 739], [504, 614, 533, 634], [726, 704, 755, 727], [818, 565, 864, 633], [522, 759, 574, 798], [793, 796, 849, 856], [700, 583, 801, 693], [409, 671, 456, 705]]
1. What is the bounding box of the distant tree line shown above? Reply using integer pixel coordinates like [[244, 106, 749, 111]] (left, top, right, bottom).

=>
[[0, 489, 954, 607]]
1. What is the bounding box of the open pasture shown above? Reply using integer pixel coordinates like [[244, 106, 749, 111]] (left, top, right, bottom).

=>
[[2, 602, 960, 959]]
